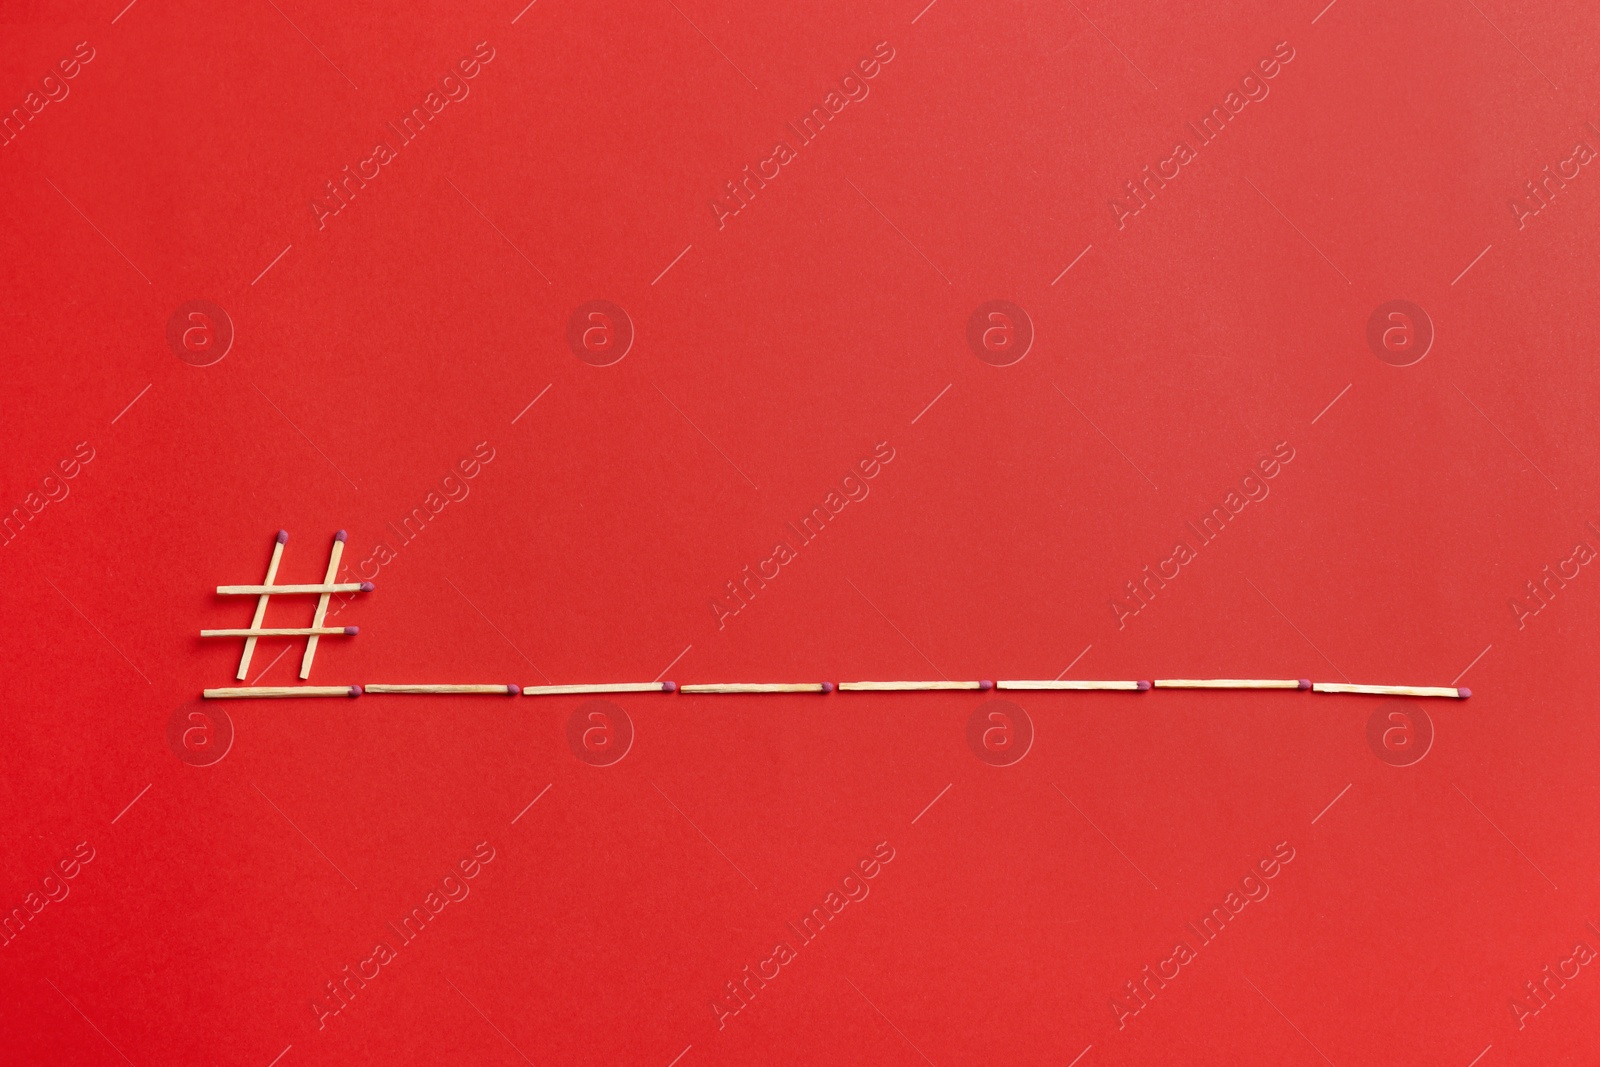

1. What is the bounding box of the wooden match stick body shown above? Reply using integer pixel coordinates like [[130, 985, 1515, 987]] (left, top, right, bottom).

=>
[[838, 681, 989, 691], [1312, 683, 1469, 699], [237, 533, 286, 680], [203, 627, 355, 637], [218, 583, 368, 595], [519, 682, 672, 695], [365, 684, 519, 695], [680, 682, 832, 694], [204, 686, 359, 698], [300, 534, 347, 679], [1154, 679, 1307, 690], [997, 680, 1146, 691]]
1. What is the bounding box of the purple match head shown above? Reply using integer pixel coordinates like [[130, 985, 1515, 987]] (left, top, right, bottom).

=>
[[1298, 679, 1312, 690], [1457, 687, 1472, 699], [1137, 680, 1152, 691], [662, 681, 678, 693], [979, 679, 995, 691], [507, 684, 521, 696], [359, 581, 375, 592], [820, 682, 836, 694], [348, 685, 363, 697], [335, 530, 348, 542], [343, 626, 359, 635], [276, 530, 289, 543]]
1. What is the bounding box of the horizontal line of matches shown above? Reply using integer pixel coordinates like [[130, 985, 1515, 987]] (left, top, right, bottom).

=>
[[201, 626, 359, 637], [217, 582, 375, 595]]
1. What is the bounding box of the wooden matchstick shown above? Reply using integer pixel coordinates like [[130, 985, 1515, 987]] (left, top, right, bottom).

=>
[[204, 686, 362, 698], [1154, 679, 1311, 690], [364, 684, 521, 695], [997, 680, 1150, 691], [300, 531, 347, 680], [237, 530, 287, 680], [203, 627, 358, 638], [837, 681, 995, 691], [519, 682, 676, 695], [218, 582, 373, 595], [679, 682, 835, 694], [1312, 683, 1470, 699]]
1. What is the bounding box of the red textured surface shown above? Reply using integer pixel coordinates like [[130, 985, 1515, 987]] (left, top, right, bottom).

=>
[[2, 1, 1598, 1064]]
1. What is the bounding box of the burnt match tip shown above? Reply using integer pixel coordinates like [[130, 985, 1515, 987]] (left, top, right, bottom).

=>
[[335, 530, 348, 542], [979, 679, 995, 690], [343, 626, 359, 635], [359, 581, 375, 592], [1137, 680, 1152, 691], [1457, 687, 1472, 699], [1298, 678, 1312, 690], [662, 681, 678, 693], [507, 684, 521, 696], [276, 530, 289, 543], [348, 685, 362, 697], [820, 682, 836, 694]]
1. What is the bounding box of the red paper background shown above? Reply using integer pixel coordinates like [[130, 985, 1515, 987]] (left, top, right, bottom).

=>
[[2, 0, 1598, 1063]]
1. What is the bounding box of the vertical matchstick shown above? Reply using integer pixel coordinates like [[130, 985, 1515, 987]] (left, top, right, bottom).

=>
[[299, 531, 347, 679], [237, 530, 288, 680]]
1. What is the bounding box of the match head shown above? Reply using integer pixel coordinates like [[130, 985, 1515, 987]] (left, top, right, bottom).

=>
[[1457, 687, 1472, 699], [507, 684, 521, 696], [979, 679, 995, 691], [359, 581, 375, 592], [347, 685, 363, 697], [662, 681, 678, 693], [335, 530, 348, 542], [1137, 680, 1152, 691], [1298, 679, 1312, 690], [820, 682, 836, 694], [343, 626, 359, 635], [276, 529, 289, 543]]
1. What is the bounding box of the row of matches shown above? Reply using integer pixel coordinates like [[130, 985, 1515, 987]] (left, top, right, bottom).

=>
[[202, 679, 1472, 699]]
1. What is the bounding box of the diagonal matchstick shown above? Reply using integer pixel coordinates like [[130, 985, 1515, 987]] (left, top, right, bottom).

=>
[[237, 530, 288, 680], [299, 531, 348, 679]]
